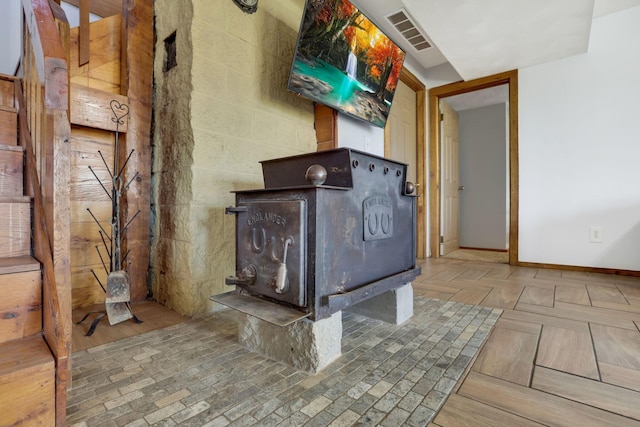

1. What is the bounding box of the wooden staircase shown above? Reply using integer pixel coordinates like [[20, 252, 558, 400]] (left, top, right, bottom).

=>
[[0, 76, 57, 425], [0, 1, 73, 425]]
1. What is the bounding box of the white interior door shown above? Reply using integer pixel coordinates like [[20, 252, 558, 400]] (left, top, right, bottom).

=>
[[441, 100, 460, 255]]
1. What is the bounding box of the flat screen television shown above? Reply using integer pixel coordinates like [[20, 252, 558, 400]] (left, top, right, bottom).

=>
[[287, 0, 406, 128]]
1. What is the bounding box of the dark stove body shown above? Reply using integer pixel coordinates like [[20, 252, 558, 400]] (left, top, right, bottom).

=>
[[225, 148, 421, 321]]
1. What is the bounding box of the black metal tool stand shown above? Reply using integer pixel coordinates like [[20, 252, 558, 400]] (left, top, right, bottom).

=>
[[76, 100, 143, 336], [76, 304, 142, 336]]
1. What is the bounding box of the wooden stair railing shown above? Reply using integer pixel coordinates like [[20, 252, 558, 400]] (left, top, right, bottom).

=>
[[19, 0, 72, 425]]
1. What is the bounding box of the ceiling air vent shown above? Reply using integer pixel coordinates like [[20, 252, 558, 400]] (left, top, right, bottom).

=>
[[386, 9, 431, 51]]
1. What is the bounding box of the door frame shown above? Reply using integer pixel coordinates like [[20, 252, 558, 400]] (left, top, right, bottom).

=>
[[384, 67, 427, 259], [428, 70, 519, 265]]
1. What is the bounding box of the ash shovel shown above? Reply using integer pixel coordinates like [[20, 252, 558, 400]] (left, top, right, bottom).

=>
[[105, 270, 134, 325]]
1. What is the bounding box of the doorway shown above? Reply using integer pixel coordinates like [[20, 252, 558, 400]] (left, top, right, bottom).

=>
[[428, 70, 519, 265], [441, 87, 509, 259]]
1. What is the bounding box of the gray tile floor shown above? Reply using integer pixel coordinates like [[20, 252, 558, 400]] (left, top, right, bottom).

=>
[[67, 296, 501, 426]]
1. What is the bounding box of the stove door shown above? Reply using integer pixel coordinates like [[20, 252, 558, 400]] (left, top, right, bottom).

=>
[[234, 199, 307, 307]]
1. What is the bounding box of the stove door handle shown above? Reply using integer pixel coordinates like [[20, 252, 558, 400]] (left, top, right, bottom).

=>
[[225, 206, 248, 215], [274, 237, 294, 294], [225, 265, 257, 286]]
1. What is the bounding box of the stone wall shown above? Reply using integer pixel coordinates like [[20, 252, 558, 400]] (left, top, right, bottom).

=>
[[152, 0, 316, 316]]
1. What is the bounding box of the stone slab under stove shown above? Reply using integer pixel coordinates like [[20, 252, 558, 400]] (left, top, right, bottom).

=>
[[238, 311, 342, 373]]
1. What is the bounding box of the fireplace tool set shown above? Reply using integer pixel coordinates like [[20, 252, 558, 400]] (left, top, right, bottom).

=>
[[76, 100, 142, 336]]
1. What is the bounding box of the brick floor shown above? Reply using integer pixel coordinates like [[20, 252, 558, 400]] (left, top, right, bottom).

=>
[[67, 296, 501, 426]]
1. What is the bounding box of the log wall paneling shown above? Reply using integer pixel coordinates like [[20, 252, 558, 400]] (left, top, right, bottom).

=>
[[66, 4, 152, 307], [70, 126, 114, 307], [69, 14, 122, 93]]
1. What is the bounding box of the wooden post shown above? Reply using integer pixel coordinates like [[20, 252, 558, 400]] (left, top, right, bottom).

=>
[[119, 0, 153, 301], [79, 0, 89, 66]]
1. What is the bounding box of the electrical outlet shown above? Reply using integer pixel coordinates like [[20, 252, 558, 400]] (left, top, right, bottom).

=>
[[589, 226, 603, 243]]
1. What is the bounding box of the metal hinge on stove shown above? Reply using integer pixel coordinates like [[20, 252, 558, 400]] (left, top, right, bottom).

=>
[[225, 206, 248, 215]]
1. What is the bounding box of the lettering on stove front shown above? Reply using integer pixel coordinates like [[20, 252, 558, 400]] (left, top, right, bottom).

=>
[[363, 196, 393, 241], [230, 199, 307, 307], [247, 211, 287, 228]]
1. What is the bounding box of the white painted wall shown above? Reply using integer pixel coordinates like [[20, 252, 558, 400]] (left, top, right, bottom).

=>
[[519, 5, 640, 270], [458, 103, 508, 250], [0, 0, 21, 75], [336, 114, 385, 156]]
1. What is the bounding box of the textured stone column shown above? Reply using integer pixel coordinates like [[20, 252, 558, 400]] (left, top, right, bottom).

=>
[[237, 311, 342, 373], [347, 283, 414, 325]]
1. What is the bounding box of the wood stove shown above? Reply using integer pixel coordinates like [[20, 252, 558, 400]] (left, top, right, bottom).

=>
[[213, 148, 421, 325]]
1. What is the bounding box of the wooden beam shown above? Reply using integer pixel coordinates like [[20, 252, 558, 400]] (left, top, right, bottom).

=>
[[314, 104, 337, 151], [78, 0, 89, 66], [63, 0, 122, 18], [70, 84, 128, 132]]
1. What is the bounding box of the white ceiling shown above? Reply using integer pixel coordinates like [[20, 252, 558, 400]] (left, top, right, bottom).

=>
[[351, 0, 640, 110], [352, 0, 640, 80]]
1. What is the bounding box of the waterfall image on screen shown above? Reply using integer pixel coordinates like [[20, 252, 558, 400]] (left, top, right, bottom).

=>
[[345, 50, 358, 79], [287, 0, 406, 128]]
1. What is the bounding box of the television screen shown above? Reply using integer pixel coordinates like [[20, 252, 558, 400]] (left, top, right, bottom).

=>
[[288, 0, 406, 128]]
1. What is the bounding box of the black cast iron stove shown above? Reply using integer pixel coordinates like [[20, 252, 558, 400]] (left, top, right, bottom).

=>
[[213, 148, 421, 325]]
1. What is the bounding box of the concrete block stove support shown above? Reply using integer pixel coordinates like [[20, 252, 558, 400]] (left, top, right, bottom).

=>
[[237, 311, 342, 373], [347, 282, 414, 325]]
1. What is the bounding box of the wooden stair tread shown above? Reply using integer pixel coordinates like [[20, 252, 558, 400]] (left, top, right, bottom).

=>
[[0, 144, 23, 152], [0, 335, 53, 379], [0, 105, 17, 114], [0, 336, 55, 425], [0, 256, 40, 275]]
